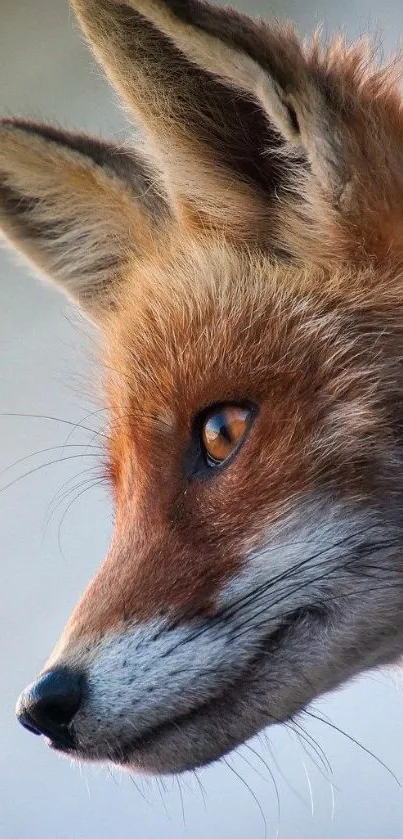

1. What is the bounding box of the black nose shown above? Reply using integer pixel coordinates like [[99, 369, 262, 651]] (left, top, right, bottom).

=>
[[16, 668, 82, 746]]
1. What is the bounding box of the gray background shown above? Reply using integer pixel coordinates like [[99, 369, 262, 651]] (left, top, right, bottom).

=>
[[2, 1, 403, 837]]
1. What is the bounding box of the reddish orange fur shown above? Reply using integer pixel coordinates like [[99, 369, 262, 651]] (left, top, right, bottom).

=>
[[57, 236, 403, 644], [5, 4, 403, 767]]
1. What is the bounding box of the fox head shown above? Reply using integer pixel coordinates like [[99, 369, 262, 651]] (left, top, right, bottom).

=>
[[3, 0, 403, 775]]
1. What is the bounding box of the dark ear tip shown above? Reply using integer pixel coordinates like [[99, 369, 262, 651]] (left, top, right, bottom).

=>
[[0, 117, 52, 131], [0, 119, 133, 178], [0, 117, 62, 140], [0, 117, 26, 131], [0, 118, 90, 148]]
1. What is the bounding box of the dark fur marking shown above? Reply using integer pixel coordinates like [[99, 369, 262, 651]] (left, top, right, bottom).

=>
[[105, 5, 296, 199], [0, 179, 121, 280], [0, 118, 168, 219], [162, 0, 304, 92]]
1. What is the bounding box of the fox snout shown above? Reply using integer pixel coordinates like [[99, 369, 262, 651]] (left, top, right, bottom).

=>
[[5, 0, 403, 775], [15, 502, 403, 774]]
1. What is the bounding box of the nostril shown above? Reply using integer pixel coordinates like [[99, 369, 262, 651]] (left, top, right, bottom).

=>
[[39, 700, 76, 726], [16, 668, 83, 742]]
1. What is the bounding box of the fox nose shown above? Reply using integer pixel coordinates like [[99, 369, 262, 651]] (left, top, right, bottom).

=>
[[16, 668, 82, 744]]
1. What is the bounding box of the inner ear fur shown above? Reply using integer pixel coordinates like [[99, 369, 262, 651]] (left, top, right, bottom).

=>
[[72, 0, 298, 242], [120, 2, 403, 191], [72, 0, 403, 263], [0, 119, 169, 315]]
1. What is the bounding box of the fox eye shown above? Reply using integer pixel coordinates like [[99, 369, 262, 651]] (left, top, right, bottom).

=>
[[201, 405, 253, 467]]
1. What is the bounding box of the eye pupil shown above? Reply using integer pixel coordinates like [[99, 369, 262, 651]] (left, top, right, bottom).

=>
[[201, 405, 252, 467], [218, 418, 232, 443]]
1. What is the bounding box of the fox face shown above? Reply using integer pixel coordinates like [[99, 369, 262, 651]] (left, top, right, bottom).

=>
[[3, 0, 403, 775]]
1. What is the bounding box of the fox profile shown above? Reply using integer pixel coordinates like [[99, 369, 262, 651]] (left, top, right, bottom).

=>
[[2, 0, 403, 776]]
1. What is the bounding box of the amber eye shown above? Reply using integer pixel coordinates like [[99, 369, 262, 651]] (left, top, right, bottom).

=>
[[201, 404, 252, 467]]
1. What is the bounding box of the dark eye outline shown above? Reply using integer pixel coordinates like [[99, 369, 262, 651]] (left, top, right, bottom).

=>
[[183, 401, 257, 481]]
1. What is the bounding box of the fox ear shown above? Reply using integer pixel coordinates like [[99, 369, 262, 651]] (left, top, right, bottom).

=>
[[71, 0, 290, 239], [72, 0, 403, 234], [0, 119, 168, 316]]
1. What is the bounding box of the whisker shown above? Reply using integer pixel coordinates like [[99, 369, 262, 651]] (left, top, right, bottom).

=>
[[0, 454, 102, 498], [193, 770, 208, 812], [60, 406, 109, 455], [330, 775, 336, 822], [129, 774, 152, 806], [159, 532, 365, 655], [289, 718, 333, 779], [224, 756, 268, 839], [107, 766, 119, 787], [228, 539, 399, 647], [242, 743, 281, 837], [231, 577, 402, 652], [0, 443, 103, 480], [216, 526, 375, 626], [57, 479, 106, 563], [44, 467, 101, 529], [260, 731, 310, 810], [175, 775, 187, 829], [162, 527, 384, 656], [154, 776, 171, 820], [287, 723, 332, 785], [0, 412, 107, 438], [304, 708, 401, 787], [301, 755, 315, 817], [42, 471, 101, 548]]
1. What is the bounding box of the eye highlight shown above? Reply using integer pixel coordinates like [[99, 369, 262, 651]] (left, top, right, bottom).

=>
[[201, 405, 253, 467]]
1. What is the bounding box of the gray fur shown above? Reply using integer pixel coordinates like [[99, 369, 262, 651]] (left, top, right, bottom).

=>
[[60, 498, 403, 773]]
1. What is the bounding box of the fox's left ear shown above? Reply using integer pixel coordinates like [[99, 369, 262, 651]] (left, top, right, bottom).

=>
[[0, 120, 168, 317], [72, 0, 403, 240]]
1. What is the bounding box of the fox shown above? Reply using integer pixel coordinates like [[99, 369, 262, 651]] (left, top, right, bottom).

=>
[[2, 0, 403, 777]]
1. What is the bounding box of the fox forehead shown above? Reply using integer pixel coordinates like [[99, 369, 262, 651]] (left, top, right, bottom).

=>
[[106, 235, 350, 409], [103, 234, 383, 428]]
